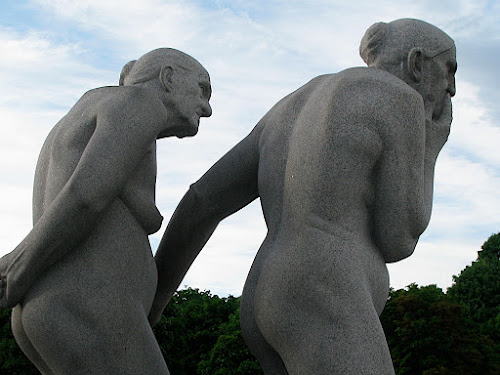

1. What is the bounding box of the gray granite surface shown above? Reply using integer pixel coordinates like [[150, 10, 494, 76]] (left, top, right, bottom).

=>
[[0, 48, 212, 375], [153, 19, 456, 375]]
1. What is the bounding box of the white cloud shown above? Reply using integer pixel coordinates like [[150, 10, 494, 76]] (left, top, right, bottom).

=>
[[430, 79, 500, 238], [387, 238, 480, 291], [1, 0, 498, 297], [449, 81, 500, 166], [0, 28, 116, 252], [0, 28, 111, 105]]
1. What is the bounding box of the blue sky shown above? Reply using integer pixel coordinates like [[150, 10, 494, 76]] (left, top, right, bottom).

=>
[[0, 0, 499, 296]]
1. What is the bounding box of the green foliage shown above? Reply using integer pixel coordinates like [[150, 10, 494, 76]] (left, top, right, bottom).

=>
[[0, 308, 38, 375], [197, 309, 263, 375], [448, 232, 500, 328], [153, 287, 252, 375], [445, 232, 500, 373], [478, 232, 500, 261], [381, 284, 497, 375], [2, 233, 500, 374]]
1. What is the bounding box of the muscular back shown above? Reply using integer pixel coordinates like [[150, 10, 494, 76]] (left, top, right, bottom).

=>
[[155, 65, 427, 320], [256, 67, 425, 261]]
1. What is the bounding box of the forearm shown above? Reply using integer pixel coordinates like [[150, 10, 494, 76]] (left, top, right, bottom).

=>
[[419, 150, 439, 231], [7, 186, 107, 291], [419, 116, 450, 231], [151, 131, 260, 320], [153, 186, 220, 307]]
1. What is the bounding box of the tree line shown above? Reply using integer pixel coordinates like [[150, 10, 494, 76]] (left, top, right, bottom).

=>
[[1, 233, 499, 374]]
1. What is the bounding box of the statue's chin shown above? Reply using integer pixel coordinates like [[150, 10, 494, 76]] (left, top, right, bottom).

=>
[[158, 121, 199, 139], [175, 126, 199, 139]]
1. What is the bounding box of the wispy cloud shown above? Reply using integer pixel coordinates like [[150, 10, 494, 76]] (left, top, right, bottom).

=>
[[1, 0, 498, 295]]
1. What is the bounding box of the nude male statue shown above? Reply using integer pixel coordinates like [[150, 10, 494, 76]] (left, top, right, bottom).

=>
[[149, 19, 457, 374], [0, 48, 212, 375]]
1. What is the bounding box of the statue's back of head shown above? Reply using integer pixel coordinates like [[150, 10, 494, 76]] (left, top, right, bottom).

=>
[[119, 48, 205, 86], [359, 18, 455, 70]]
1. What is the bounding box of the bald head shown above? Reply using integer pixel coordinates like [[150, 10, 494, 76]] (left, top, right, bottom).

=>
[[120, 48, 207, 86], [360, 19, 454, 71]]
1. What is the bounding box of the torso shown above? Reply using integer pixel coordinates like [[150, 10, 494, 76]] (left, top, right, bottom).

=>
[[29, 87, 160, 311], [249, 68, 418, 315]]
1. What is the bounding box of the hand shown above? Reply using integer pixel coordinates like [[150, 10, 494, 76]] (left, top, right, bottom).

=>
[[434, 93, 453, 127], [148, 306, 163, 328], [148, 295, 170, 327], [426, 94, 452, 152], [0, 252, 24, 309], [0, 254, 10, 308], [0, 277, 6, 306], [0, 278, 22, 309], [0, 252, 10, 308]]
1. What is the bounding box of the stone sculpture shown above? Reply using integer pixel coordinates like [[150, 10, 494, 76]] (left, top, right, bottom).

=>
[[0, 48, 212, 375], [150, 19, 457, 374]]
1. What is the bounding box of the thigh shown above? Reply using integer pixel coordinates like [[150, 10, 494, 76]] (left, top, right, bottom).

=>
[[251, 265, 394, 375], [20, 295, 169, 375], [241, 272, 289, 375], [276, 299, 395, 375], [11, 305, 55, 375]]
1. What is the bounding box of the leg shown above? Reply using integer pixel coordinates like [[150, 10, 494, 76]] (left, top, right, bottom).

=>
[[19, 295, 169, 375], [255, 292, 395, 375], [287, 306, 394, 375], [250, 252, 394, 375], [11, 305, 55, 375], [241, 253, 290, 375], [240, 291, 289, 375]]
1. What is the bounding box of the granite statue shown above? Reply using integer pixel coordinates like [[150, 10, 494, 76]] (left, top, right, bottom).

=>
[[150, 19, 457, 374], [0, 48, 212, 375]]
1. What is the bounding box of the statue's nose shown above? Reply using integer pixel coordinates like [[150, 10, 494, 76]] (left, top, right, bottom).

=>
[[201, 102, 212, 117]]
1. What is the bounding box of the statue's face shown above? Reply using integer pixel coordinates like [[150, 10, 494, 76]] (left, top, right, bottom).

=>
[[168, 65, 212, 138], [421, 44, 457, 120]]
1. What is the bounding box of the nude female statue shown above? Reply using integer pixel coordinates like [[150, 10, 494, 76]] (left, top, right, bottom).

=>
[[0, 48, 212, 375], [149, 19, 457, 374]]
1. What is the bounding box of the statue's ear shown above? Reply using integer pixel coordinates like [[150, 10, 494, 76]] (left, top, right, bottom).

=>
[[160, 65, 174, 92], [408, 47, 423, 82]]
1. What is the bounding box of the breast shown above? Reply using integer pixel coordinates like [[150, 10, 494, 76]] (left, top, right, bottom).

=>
[[119, 144, 163, 234], [119, 191, 163, 234]]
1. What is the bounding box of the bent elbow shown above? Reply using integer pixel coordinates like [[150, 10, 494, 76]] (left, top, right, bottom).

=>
[[68, 182, 114, 216], [375, 231, 419, 263], [186, 182, 216, 217], [179, 183, 212, 221]]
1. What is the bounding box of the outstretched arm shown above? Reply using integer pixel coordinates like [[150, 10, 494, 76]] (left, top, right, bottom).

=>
[[0, 92, 163, 308], [149, 126, 261, 326]]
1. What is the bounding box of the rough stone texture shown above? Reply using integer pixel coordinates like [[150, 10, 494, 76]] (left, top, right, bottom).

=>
[[153, 19, 457, 374], [0, 48, 212, 375]]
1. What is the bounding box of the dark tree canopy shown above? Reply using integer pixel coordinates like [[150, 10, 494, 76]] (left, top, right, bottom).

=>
[[1, 233, 499, 374], [380, 284, 498, 375], [152, 287, 248, 375], [198, 309, 263, 375], [0, 308, 38, 375], [448, 232, 500, 328], [478, 232, 500, 261]]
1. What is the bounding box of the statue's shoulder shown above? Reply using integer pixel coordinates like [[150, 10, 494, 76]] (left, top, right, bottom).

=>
[[328, 67, 423, 114], [337, 67, 418, 98], [80, 86, 165, 118], [93, 86, 160, 106]]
